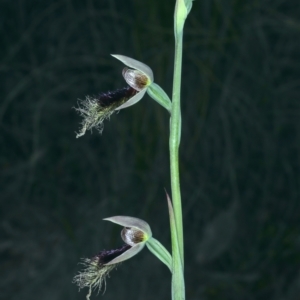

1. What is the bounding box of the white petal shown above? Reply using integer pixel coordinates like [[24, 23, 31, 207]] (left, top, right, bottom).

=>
[[111, 54, 154, 83], [104, 243, 145, 265], [103, 215, 152, 237], [115, 88, 147, 110], [122, 68, 147, 91]]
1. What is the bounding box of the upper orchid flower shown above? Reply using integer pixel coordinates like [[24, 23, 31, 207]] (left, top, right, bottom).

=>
[[112, 55, 171, 113], [73, 216, 172, 299], [111, 55, 153, 110], [75, 55, 171, 138]]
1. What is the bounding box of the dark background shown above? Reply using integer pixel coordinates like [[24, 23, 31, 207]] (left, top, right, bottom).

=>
[[1, 0, 300, 299]]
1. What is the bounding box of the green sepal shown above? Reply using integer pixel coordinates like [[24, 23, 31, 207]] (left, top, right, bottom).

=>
[[147, 83, 172, 113], [146, 237, 173, 272]]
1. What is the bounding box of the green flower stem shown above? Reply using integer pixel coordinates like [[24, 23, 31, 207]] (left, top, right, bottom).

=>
[[169, 34, 185, 298], [170, 18, 185, 267], [170, 34, 184, 262], [170, 0, 187, 299]]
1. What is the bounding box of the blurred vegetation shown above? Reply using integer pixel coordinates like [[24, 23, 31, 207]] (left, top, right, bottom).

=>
[[1, 0, 300, 299]]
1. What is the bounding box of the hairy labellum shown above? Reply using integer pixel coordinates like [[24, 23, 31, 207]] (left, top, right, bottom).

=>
[[73, 244, 131, 297], [97, 244, 131, 264], [97, 86, 138, 108], [75, 86, 137, 138]]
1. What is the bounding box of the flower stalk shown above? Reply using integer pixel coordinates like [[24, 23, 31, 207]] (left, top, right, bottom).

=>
[[169, 0, 188, 299]]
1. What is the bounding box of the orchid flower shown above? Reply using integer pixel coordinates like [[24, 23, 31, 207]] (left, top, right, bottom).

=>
[[75, 55, 171, 138], [111, 55, 153, 110], [113, 55, 171, 112], [73, 216, 172, 299]]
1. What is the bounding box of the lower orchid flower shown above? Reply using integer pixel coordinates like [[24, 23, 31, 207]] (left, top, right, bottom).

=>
[[73, 216, 172, 299]]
